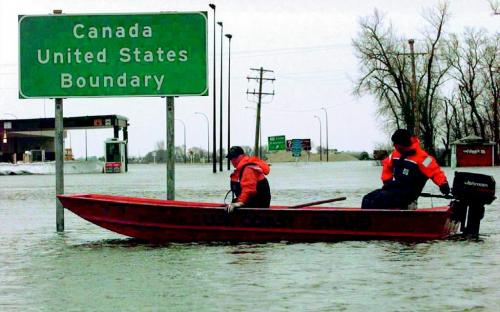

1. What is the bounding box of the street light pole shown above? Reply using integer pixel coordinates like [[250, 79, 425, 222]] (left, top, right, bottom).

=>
[[314, 115, 322, 161], [195, 112, 210, 163], [225, 33, 232, 170], [217, 21, 223, 172], [175, 119, 187, 164], [209, 4, 217, 173], [321, 107, 329, 162]]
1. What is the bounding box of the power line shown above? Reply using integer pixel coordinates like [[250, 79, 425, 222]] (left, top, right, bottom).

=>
[[232, 43, 352, 56], [263, 102, 351, 113]]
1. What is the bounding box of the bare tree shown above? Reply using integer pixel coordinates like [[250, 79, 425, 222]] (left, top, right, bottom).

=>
[[353, 10, 414, 133], [155, 140, 165, 151], [439, 93, 466, 161], [417, 3, 451, 155], [444, 29, 488, 139], [353, 3, 450, 154], [488, 0, 500, 14], [480, 34, 500, 162]]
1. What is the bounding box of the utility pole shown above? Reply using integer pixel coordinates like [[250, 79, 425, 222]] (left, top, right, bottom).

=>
[[247, 67, 275, 157], [408, 39, 419, 137], [393, 40, 427, 138]]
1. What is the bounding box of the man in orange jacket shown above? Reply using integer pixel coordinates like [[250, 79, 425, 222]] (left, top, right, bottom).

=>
[[362, 129, 450, 209], [225, 146, 271, 213]]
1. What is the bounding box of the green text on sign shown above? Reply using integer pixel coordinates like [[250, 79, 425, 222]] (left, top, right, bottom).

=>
[[19, 12, 207, 98], [268, 135, 286, 151]]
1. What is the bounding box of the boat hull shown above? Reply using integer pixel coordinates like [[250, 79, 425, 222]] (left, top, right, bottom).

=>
[[57, 194, 460, 242]]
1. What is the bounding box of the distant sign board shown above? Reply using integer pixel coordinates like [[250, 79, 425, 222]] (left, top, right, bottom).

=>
[[286, 138, 311, 152], [301, 139, 311, 151], [456, 144, 494, 167], [291, 139, 302, 157], [268, 135, 286, 151], [19, 12, 207, 98]]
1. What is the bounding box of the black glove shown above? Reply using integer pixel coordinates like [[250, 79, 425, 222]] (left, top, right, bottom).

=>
[[439, 182, 450, 195]]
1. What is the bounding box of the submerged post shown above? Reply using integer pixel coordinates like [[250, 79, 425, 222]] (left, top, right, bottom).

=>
[[123, 126, 128, 172], [166, 96, 175, 200], [55, 98, 64, 231], [54, 9, 64, 233]]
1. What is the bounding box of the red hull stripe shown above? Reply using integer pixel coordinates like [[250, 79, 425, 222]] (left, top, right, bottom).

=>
[[85, 215, 452, 239]]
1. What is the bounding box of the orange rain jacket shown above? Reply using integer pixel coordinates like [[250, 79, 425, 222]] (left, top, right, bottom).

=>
[[381, 137, 448, 198], [230, 156, 271, 206]]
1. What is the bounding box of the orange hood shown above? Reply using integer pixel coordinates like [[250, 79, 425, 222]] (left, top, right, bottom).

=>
[[236, 156, 270, 175]]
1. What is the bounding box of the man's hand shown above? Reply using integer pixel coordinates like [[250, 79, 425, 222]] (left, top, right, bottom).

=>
[[439, 182, 450, 195], [226, 202, 244, 213]]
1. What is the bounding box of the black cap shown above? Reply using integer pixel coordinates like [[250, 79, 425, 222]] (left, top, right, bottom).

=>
[[225, 146, 245, 159], [391, 129, 412, 146]]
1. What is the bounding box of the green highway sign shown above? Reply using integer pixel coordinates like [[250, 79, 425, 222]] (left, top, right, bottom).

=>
[[268, 135, 286, 151], [19, 12, 207, 98]]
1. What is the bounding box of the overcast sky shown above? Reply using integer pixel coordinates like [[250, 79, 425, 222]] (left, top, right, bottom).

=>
[[0, 0, 498, 158]]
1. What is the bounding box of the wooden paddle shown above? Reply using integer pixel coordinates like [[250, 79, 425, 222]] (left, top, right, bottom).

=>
[[289, 196, 347, 209]]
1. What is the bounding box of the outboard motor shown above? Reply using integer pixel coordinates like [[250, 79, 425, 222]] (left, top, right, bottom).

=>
[[451, 172, 496, 236]]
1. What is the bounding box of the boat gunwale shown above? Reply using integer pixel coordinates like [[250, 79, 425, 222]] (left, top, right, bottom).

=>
[[57, 193, 451, 213]]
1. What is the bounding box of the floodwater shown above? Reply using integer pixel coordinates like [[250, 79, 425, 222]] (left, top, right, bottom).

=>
[[1, 162, 499, 311]]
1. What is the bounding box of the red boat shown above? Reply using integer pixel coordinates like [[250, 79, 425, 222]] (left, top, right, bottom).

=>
[[58, 193, 462, 242], [57, 172, 495, 242]]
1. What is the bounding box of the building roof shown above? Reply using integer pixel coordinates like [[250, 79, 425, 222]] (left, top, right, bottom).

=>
[[451, 134, 494, 145], [0, 115, 128, 138]]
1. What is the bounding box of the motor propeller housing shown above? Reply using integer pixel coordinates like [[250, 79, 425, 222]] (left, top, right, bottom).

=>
[[451, 172, 496, 237]]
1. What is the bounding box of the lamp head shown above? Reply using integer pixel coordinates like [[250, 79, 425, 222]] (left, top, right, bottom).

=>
[[209, 4, 216, 9], [225, 34, 232, 39], [217, 21, 223, 27]]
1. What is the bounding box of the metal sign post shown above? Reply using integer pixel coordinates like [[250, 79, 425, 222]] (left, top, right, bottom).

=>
[[53, 9, 64, 233], [166, 97, 175, 200], [55, 98, 64, 232]]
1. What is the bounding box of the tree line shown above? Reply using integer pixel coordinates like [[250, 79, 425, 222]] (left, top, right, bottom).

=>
[[353, 2, 499, 163], [131, 141, 371, 164], [134, 141, 258, 164]]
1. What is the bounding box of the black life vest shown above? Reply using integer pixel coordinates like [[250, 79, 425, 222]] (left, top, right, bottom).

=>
[[230, 163, 271, 208], [387, 149, 429, 200]]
